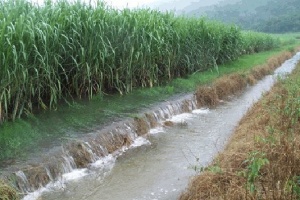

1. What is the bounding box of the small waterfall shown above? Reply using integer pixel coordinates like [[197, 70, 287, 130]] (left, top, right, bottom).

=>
[[3, 94, 199, 197], [61, 156, 76, 173], [45, 167, 54, 182], [15, 171, 31, 194]]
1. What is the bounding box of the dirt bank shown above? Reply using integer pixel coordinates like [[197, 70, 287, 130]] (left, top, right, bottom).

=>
[[195, 50, 296, 107], [180, 58, 300, 198]]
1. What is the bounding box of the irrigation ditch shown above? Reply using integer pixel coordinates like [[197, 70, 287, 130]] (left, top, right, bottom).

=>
[[180, 55, 300, 200], [2, 2, 300, 199], [0, 47, 299, 200]]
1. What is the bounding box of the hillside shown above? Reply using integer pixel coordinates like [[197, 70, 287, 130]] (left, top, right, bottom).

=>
[[184, 0, 300, 33], [149, 0, 223, 13]]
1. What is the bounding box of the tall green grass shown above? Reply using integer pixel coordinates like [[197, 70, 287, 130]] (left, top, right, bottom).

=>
[[0, 0, 278, 121]]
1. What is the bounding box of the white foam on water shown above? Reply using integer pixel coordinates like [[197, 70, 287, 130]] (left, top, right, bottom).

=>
[[130, 137, 151, 148], [169, 113, 194, 123], [23, 187, 49, 200], [22, 178, 68, 200], [90, 154, 115, 169], [22, 154, 117, 200], [192, 108, 210, 114], [23, 137, 150, 200], [62, 168, 88, 181], [149, 127, 165, 134]]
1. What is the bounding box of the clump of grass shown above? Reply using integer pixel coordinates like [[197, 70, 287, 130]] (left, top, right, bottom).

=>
[[195, 87, 219, 107], [0, 0, 279, 122], [20, 166, 51, 191], [246, 74, 257, 85], [180, 62, 300, 199], [163, 121, 174, 127], [213, 73, 247, 99], [134, 117, 150, 136], [0, 180, 19, 200], [145, 113, 158, 128], [181, 100, 193, 113], [67, 142, 96, 168], [93, 131, 132, 154]]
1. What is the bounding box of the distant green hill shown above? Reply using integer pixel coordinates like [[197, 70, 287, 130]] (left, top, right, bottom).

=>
[[184, 0, 300, 33]]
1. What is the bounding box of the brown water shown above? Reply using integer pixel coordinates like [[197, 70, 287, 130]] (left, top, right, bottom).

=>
[[21, 52, 300, 200]]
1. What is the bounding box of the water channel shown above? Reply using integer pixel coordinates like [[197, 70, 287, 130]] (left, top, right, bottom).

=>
[[15, 52, 300, 199]]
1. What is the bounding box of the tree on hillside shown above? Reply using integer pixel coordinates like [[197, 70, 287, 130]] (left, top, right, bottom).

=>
[[184, 0, 300, 33]]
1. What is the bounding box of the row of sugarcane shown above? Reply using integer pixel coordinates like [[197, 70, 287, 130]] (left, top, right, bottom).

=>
[[0, 0, 278, 121]]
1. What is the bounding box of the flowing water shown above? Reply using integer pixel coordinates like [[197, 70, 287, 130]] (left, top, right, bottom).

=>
[[3, 53, 300, 200]]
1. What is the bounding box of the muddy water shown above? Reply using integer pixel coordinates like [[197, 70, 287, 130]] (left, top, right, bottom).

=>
[[23, 53, 300, 200]]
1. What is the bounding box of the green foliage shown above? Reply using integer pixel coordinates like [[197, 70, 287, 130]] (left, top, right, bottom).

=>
[[0, 0, 278, 122], [203, 165, 223, 174], [287, 176, 300, 197], [242, 151, 269, 193], [242, 31, 279, 54], [0, 119, 38, 160]]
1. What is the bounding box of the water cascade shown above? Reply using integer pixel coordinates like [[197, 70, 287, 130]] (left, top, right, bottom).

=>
[[2, 95, 197, 196]]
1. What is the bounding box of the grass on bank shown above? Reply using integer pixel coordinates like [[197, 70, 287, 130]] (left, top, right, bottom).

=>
[[180, 55, 300, 199], [0, 180, 18, 200], [169, 42, 300, 92]]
